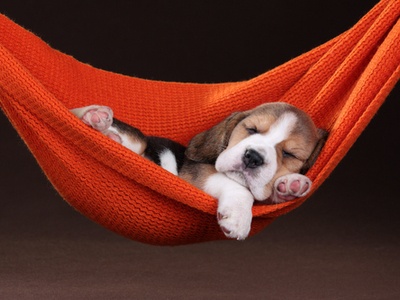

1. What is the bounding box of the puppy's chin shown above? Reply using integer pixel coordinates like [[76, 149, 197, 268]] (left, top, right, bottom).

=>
[[216, 151, 276, 201], [225, 171, 247, 187], [224, 170, 273, 201]]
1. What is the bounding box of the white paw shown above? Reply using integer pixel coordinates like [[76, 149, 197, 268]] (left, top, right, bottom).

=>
[[81, 105, 114, 132], [273, 173, 312, 203], [217, 203, 252, 240]]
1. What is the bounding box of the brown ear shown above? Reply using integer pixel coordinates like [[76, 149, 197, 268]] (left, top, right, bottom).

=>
[[185, 112, 248, 163], [300, 128, 329, 174]]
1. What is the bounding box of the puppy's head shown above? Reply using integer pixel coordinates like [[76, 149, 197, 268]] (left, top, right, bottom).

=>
[[186, 102, 327, 201]]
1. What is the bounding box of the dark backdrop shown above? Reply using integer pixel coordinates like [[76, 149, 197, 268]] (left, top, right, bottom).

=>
[[1, 1, 399, 299]]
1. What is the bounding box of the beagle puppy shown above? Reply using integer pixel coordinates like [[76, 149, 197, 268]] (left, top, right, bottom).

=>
[[71, 103, 326, 240]]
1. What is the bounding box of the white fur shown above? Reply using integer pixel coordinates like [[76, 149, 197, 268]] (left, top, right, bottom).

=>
[[216, 112, 298, 201], [159, 149, 179, 176], [204, 173, 254, 240], [105, 127, 144, 154]]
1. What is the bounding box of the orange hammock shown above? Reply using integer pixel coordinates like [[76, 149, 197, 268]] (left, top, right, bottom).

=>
[[1, 0, 399, 245]]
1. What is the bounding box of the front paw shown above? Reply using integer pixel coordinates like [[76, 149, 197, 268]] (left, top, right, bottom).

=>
[[217, 204, 252, 240], [273, 174, 312, 203]]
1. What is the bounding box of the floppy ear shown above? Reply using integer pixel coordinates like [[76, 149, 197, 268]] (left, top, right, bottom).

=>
[[185, 112, 248, 163], [300, 128, 329, 174]]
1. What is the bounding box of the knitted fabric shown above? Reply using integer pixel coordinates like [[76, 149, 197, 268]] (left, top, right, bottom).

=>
[[0, 0, 399, 245]]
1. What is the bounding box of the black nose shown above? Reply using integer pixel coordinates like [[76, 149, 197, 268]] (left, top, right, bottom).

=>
[[243, 149, 264, 169]]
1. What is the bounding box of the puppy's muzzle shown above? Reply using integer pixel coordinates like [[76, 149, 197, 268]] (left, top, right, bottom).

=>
[[243, 149, 264, 169]]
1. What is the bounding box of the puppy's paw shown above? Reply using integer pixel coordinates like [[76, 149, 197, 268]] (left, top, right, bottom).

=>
[[273, 174, 312, 203], [217, 204, 252, 240], [81, 105, 114, 132]]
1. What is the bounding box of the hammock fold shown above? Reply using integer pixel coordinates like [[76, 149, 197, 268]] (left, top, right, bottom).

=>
[[1, 0, 399, 245]]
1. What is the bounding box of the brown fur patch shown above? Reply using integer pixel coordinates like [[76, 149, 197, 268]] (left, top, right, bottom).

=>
[[184, 102, 327, 199]]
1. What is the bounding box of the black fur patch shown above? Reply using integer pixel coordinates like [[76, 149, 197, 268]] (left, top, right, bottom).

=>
[[144, 137, 186, 171]]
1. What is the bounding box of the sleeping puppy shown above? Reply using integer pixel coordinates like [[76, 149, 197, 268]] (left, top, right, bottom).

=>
[[71, 103, 326, 240]]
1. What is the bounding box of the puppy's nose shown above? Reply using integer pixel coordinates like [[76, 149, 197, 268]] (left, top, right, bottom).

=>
[[243, 149, 264, 169]]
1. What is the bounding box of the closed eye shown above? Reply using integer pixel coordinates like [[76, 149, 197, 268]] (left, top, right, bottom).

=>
[[245, 127, 258, 135], [282, 150, 297, 159]]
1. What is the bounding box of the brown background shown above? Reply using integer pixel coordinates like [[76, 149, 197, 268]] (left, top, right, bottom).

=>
[[1, 1, 399, 299]]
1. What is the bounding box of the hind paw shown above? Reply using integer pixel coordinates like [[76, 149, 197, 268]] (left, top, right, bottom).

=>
[[80, 105, 114, 132]]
